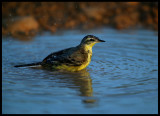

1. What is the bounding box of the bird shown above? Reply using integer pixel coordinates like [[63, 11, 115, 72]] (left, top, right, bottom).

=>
[[14, 35, 105, 71]]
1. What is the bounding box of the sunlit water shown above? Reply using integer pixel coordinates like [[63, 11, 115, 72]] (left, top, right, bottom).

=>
[[2, 28, 158, 114]]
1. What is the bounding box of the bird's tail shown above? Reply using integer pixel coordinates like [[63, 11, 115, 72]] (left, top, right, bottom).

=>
[[14, 62, 42, 67]]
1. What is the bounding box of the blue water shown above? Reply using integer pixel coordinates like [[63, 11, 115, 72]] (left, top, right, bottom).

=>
[[2, 28, 158, 114]]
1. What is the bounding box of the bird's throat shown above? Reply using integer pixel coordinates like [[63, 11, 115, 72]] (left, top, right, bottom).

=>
[[84, 43, 96, 53]]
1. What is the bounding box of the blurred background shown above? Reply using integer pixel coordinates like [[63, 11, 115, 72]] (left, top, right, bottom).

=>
[[2, 2, 158, 114], [2, 2, 158, 39]]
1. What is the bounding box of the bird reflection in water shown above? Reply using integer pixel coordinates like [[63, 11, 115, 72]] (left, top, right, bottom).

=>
[[51, 68, 96, 104], [31, 67, 97, 104]]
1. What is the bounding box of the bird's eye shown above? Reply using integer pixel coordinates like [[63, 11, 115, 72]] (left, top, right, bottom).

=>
[[89, 39, 95, 41]]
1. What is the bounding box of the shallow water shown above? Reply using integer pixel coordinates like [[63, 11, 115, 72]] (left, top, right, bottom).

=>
[[2, 28, 158, 114]]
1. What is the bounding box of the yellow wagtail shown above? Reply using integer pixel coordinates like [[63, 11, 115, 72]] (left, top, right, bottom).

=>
[[14, 35, 105, 71]]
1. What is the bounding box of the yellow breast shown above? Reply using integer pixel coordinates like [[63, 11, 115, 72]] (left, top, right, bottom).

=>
[[56, 52, 92, 72], [56, 44, 94, 72]]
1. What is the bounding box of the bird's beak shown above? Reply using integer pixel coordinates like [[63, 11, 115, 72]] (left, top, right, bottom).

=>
[[98, 39, 105, 42]]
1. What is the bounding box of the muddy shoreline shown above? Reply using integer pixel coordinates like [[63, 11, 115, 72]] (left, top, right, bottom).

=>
[[2, 2, 158, 39]]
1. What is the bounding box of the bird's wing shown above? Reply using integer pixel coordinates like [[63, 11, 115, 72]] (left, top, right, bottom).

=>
[[42, 47, 87, 66], [65, 48, 88, 66]]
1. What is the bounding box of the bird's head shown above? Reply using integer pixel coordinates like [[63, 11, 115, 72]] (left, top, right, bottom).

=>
[[80, 35, 105, 47]]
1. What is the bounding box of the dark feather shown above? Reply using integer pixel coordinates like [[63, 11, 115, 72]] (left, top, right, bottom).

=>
[[14, 62, 41, 67], [41, 46, 88, 67]]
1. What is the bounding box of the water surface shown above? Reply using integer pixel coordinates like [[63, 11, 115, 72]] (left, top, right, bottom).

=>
[[2, 28, 158, 114]]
